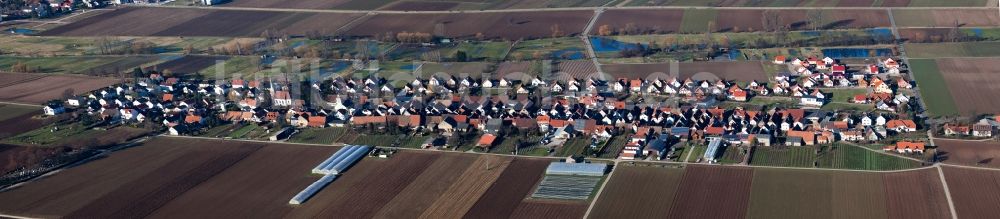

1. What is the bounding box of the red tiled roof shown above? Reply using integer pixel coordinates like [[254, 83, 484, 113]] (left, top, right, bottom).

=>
[[887, 120, 917, 129], [184, 115, 202, 124], [705, 126, 725, 135], [787, 130, 815, 144], [478, 134, 497, 147], [352, 116, 387, 125], [308, 116, 326, 127], [896, 141, 925, 151]]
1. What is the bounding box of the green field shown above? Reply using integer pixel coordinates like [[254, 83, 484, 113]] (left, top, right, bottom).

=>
[[908, 59, 959, 116], [0, 104, 39, 122], [905, 41, 1000, 58], [200, 56, 260, 77], [679, 8, 718, 33], [399, 135, 429, 148], [597, 135, 628, 158], [440, 41, 512, 61], [819, 88, 873, 111], [750, 146, 816, 168], [5, 123, 101, 146], [351, 134, 403, 147], [554, 137, 592, 157], [719, 145, 746, 164], [0, 56, 150, 74], [288, 127, 349, 144], [685, 145, 707, 162], [491, 134, 544, 155], [816, 143, 922, 171], [509, 37, 586, 60], [821, 102, 873, 111]]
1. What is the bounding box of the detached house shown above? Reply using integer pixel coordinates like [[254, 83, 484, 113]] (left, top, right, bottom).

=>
[[273, 91, 293, 107], [43, 104, 65, 116], [886, 119, 917, 133], [973, 123, 994, 137], [884, 141, 925, 153], [943, 124, 970, 136]]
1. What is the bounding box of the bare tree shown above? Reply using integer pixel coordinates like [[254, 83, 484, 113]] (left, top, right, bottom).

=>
[[807, 9, 825, 31]]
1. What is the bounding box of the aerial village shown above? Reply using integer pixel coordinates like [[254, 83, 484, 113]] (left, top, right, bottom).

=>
[[37, 55, 997, 164]]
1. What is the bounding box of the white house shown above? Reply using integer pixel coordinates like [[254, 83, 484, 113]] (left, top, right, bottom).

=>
[[43, 105, 65, 116]]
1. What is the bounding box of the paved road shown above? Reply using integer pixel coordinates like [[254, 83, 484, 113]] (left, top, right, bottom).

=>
[[935, 165, 959, 219], [0, 101, 41, 107], [887, 9, 933, 120], [581, 8, 605, 73]]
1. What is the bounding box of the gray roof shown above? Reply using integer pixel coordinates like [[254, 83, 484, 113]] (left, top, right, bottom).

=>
[[546, 162, 607, 176]]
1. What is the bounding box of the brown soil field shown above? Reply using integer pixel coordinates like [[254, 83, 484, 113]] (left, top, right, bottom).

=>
[[941, 166, 1000, 219], [883, 168, 952, 219], [508, 199, 588, 219], [0, 74, 117, 104], [935, 139, 1000, 168], [463, 158, 552, 219], [63, 142, 261, 218], [0, 112, 48, 140], [0, 73, 45, 88], [667, 165, 753, 218], [746, 168, 889, 219], [496, 61, 536, 78], [747, 169, 833, 219], [935, 58, 1000, 115], [281, 147, 392, 218], [42, 7, 364, 37], [226, 0, 350, 9], [601, 61, 768, 81], [40, 7, 214, 36], [590, 9, 683, 35], [308, 152, 437, 218], [895, 9, 1000, 27], [148, 144, 335, 219], [372, 153, 479, 218], [556, 60, 599, 79], [420, 155, 514, 218], [343, 11, 593, 40], [595, 9, 889, 34], [0, 144, 63, 175], [588, 165, 685, 218], [831, 171, 889, 219], [382, 1, 459, 11], [929, 9, 1000, 27], [148, 55, 228, 74], [0, 137, 253, 217], [0, 138, 374, 218]]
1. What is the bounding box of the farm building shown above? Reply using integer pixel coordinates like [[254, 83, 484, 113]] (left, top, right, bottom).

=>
[[545, 162, 607, 177], [532, 161, 607, 200], [704, 137, 724, 162], [291, 145, 371, 205]]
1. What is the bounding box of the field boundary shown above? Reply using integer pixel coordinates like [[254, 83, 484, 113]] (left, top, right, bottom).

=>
[[582, 160, 617, 218], [935, 165, 959, 219]]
